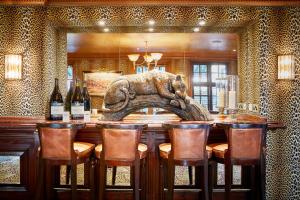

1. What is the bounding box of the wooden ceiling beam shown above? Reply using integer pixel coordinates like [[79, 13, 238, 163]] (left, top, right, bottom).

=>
[[0, 0, 46, 6], [0, 0, 299, 6], [68, 52, 238, 61]]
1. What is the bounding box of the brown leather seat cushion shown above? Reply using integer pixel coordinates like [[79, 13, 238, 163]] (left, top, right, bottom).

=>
[[209, 143, 228, 159], [95, 143, 148, 159], [74, 142, 95, 158], [38, 142, 95, 159], [159, 143, 213, 159]]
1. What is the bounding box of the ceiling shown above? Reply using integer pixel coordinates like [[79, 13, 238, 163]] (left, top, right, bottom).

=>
[[67, 33, 238, 58]]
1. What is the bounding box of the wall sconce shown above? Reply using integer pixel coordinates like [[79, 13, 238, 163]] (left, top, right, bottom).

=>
[[5, 54, 22, 80], [278, 55, 295, 80]]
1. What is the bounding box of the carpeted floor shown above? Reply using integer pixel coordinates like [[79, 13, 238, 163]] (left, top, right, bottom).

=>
[[0, 156, 242, 186]]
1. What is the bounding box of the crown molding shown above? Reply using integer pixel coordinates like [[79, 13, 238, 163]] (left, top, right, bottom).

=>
[[0, 0, 300, 6]]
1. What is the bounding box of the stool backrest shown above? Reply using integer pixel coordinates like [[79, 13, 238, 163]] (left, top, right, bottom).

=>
[[98, 123, 147, 162], [164, 123, 211, 161], [229, 127, 263, 160], [37, 123, 78, 160], [223, 123, 267, 160]]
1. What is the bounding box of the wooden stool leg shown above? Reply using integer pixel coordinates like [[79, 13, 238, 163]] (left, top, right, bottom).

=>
[[112, 167, 117, 185], [159, 159, 164, 200], [141, 158, 146, 200], [134, 159, 141, 200], [250, 165, 256, 200], [188, 166, 193, 185], [208, 161, 214, 200], [71, 162, 77, 200], [260, 156, 266, 200], [66, 165, 71, 184], [257, 164, 262, 200], [130, 166, 134, 187], [195, 166, 201, 188], [99, 162, 106, 200], [45, 161, 53, 200], [203, 162, 209, 200], [84, 162, 91, 186], [225, 160, 232, 200], [35, 158, 44, 200], [167, 160, 175, 200], [90, 158, 96, 200]]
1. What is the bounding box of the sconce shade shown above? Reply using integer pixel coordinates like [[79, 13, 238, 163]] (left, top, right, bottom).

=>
[[5, 54, 22, 80], [278, 55, 295, 80]]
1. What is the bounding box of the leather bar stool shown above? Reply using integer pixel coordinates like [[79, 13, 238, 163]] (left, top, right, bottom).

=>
[[35, 123, 95, 200], [210, 122, 267, 200], [94, 123, 148, 200], [159, 122, 213, 200]]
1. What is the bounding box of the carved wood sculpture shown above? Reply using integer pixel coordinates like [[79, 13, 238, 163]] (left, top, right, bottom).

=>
[[99, 70, 211, 121]]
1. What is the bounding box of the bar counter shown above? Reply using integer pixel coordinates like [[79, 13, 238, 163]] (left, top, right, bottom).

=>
[[0, 115, 284, 200]]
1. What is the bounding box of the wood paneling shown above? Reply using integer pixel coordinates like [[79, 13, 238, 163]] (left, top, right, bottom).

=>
[[67, 33, 238, 56]]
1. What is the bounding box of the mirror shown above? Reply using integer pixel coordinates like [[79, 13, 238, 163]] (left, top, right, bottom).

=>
[[67, 32, 238, 114]]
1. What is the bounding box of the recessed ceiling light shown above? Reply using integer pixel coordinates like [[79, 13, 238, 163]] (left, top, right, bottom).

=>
[[233, 49, 237, 52], [103, 28, 109, 32], [193, 27, 200, 32], [199, 20, 206, 26], [148, 20, 155, 25], [148, 28, 154, 32], [98, 20, 106, 26]]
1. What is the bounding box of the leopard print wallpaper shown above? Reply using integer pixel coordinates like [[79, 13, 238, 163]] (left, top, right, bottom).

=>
[[0, 5, 299, 199], [238, 7, 300, 199], [0, 7, 45, 116], [275, 8, 300, 199]]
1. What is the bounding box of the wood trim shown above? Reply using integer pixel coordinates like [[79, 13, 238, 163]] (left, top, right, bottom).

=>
[[1, 0, 300, 6], [68, 52, 238, 61]]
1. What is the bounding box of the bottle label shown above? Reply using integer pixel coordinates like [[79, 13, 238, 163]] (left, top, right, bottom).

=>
[[50, 103, 64, 115], [62, 111, 70, 122], [71, 102, 84, 118], [84, 111, 91, 122]]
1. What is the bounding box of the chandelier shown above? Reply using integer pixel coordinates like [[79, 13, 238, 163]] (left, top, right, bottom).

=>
[[127, 41, 163, 69]]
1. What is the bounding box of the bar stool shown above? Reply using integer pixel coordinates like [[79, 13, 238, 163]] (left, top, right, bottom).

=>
[[94, 123, 148, 200], [210, 122, 267, 200], [35, 123, 95, 200], [159, 122, 213, 200]]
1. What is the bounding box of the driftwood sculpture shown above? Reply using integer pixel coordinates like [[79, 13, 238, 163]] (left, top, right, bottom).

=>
[[99, 70, 211, 121]]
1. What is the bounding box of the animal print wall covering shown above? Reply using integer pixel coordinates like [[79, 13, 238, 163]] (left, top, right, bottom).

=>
[[0, 5, 299, 199], [238, 7, 300, 199], [0, 7, 45, 116], [275, 8, 300, 199]]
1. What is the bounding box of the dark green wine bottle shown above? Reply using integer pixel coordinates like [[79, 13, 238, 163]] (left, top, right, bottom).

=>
[[71, 79, 84, 120], [64, 81, 74, 113], [82, 81, 91, 113], [50, 78, 64, 120]]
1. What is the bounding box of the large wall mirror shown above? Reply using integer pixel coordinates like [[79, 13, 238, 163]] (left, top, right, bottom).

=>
[[67, 30, 238, 114]]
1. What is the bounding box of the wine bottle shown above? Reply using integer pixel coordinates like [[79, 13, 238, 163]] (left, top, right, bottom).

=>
[[71, 79, 84, 120], [64, 81, 74, 113], [50, 78, 64, 120], [82, 81, 91, 113]]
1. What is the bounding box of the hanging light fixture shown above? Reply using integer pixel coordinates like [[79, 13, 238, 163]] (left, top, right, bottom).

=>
[[128, 41, 162, 69], [5, 54, 22, 80], [278, 55, 295, 80]]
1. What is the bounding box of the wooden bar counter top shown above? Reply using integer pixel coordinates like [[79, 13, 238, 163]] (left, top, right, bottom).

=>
[[0, 114, 284, 200]]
